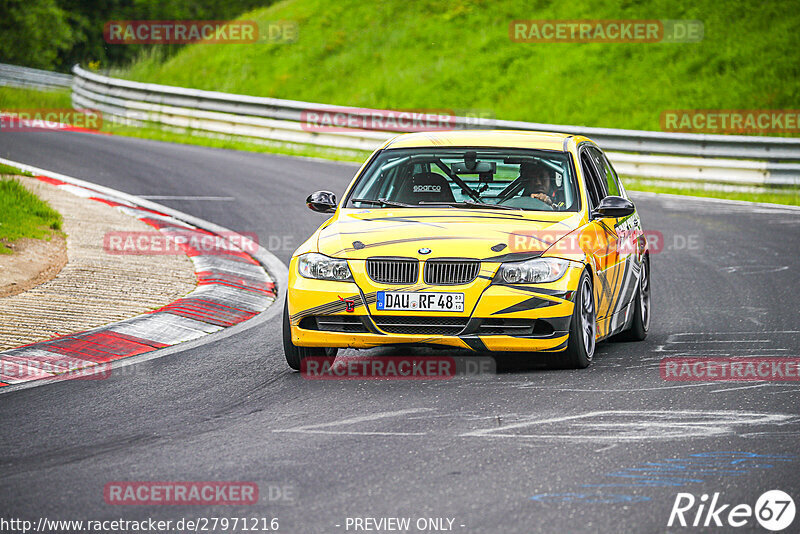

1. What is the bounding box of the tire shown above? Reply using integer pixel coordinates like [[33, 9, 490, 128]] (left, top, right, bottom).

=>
[[282, 299, 338, 371], [549, 270, 596, 369], [616, 256, 650, 342]]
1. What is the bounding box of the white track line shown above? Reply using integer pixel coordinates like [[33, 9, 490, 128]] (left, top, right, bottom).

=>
[[273, 408, 432, 436]]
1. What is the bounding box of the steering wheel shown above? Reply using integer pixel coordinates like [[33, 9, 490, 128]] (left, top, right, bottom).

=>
[[498, 196, 553, 211]]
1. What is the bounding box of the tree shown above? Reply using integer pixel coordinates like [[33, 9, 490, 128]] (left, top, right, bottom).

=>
[[0, 0, 75, 70]]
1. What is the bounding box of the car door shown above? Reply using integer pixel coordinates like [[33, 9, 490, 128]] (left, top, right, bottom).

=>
[[577, 145, 615, 332], [585, 146, 639, 336]]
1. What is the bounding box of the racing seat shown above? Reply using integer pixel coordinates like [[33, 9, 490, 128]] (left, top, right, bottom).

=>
[[394, 172, 456, 205]]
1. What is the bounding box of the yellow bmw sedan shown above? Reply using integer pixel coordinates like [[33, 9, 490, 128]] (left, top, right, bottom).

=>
[[283, 130, 651, 370]]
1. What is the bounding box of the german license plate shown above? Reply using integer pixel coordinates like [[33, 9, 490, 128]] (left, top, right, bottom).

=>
[[376, 291, 464, 312]]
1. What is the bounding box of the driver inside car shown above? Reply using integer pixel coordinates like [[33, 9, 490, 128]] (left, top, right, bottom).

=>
[[519, 161, 561, 208]]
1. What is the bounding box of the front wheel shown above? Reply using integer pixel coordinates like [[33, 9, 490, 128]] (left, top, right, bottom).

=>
[[282, 300, 338, 371], [550, 270, 595, 369]]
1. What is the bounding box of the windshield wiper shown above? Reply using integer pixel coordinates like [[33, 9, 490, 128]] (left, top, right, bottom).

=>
[[419, 200, 520, 210], [351, 197, 417, 208], [460, 200, 520, 210], [352, 198, 518, 210]]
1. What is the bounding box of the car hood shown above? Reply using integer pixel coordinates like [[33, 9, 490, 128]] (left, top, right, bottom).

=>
[[316, 208, 585, 261]]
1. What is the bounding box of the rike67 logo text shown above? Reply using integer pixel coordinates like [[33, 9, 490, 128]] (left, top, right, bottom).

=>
[[668, 490, 795, 531]]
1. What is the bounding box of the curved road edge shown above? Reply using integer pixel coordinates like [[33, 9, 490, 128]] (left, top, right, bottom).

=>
[[0, 157, 289, 395]]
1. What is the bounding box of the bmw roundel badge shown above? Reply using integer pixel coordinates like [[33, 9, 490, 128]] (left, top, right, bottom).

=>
[[418, 247, 432, 255]]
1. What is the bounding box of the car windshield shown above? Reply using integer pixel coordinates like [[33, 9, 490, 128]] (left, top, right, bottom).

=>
[[345, 147, 579, 212]]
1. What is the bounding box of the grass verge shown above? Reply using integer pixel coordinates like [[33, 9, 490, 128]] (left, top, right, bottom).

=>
[[0, 163, 34, 177], [0, 86, 71, 109], [0, 175, 63, 254], [120, 0, 800, 133]]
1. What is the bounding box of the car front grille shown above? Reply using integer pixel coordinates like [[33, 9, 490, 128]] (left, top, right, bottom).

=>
[[423, 259, 481, 285], [366, 258, 419, 284], [372, 315, 469, 335]]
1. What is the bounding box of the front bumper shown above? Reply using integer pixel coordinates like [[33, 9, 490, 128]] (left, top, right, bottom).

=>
[[287, 260, 583, 353]]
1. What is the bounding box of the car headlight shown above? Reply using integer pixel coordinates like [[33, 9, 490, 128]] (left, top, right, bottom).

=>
[[496, 257, 569, 284], [297, 253, 354, 281]]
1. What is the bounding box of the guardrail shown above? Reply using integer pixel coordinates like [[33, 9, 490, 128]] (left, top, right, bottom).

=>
[[0, 63, 72, 90], [70, 65, 800, 187], [9, 63, 800, 186]]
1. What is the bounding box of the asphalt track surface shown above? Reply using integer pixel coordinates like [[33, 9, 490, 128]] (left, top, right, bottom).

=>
[[1, 130, 799, 533]]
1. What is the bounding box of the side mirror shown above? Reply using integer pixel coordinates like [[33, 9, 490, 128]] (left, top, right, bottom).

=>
[[592, 196, 635, 219], [306, 190, 337, 213]]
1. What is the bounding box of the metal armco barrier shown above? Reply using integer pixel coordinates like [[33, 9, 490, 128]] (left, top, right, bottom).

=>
[[0, 64, 72, 90], [7, 63, 800, 186]]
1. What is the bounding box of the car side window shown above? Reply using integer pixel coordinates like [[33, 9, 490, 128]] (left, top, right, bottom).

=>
[[603, 152, 627, 198], [580, 151, 603, 210], [588, 147, 622, 197]]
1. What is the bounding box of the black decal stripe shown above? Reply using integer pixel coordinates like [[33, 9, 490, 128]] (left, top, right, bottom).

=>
[[336, 213, 576, 228], [460, 337, 488, 352], [290, 294, 366, 322], [498, 285, 569, 299], [595, 268, 613, 317], [604, 260, 630, 337], [320, 224, 446, 238], [540, 338, 569, 352], [491, 296, 556, 315], [608, 258, 640, 337], [291, 289, 388, 322], [606, 259, 631, 336], [360, 214, 535, 223], [602, 261, 623, 325], [611, 258, 632, 317], [333, 219, 446, 228], [333, 235, 471, 255], [483, 251, 543, 262]]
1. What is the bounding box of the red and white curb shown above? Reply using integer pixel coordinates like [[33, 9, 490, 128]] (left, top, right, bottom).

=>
[[0, 158, 287, 391]]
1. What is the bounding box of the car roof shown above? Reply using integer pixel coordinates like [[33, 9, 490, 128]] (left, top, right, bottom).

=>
[[383, 130, 593, 151]]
